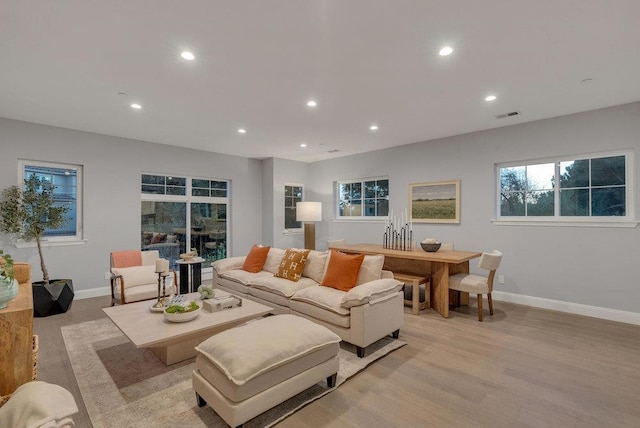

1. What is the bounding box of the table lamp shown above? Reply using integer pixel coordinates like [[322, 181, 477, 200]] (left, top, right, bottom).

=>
[[296, 201, 322, 250]]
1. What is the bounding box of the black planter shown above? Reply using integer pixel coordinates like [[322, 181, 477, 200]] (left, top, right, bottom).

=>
[[32, 279, 74, 317]]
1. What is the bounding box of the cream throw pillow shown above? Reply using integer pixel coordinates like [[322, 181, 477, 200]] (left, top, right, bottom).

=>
[[302, 250, 329, 283], [111, 265, 157, 288], [356, 254, 385, 285]]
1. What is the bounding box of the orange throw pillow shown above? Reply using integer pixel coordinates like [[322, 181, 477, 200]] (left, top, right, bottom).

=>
[[242, 245, 271, 273], [274, 248, 310, 282], [321, 250, 365, 292]]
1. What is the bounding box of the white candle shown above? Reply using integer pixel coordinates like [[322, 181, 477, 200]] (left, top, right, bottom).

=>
[[155, 259, 164, 273], [163, 259, 170, 273]]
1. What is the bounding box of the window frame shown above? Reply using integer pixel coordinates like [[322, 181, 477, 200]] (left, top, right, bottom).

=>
[[336, 176, 390, 220], [15, 160, 84, 247], [494, 150, 636, 228], [283, 183, 304, 234], [141, 173, 230, 266]]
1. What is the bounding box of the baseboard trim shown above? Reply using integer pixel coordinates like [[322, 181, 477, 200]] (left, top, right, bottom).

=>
[[492, 291, 640, 326], [75, 286, 111, 300]]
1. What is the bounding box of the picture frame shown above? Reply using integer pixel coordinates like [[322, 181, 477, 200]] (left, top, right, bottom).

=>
[[409, 180, 460, 223]]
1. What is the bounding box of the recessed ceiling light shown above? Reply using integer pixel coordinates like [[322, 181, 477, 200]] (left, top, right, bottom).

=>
[[306, 100, 317, 108], [238, 128, 246, 134], [439, 46, 453, 56], [181, 51, 195, 60], [300, 143, 307, 148], [370, 124, 379, 131], [485, 95, 497, 102], [131, 103, 142, 109]]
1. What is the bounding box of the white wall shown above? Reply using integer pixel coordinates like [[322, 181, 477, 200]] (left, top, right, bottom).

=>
[[261, 157, 309, 249], [0, 118, 263, 296], [2, 102, 639, 320], [306, 102, 640, 317]]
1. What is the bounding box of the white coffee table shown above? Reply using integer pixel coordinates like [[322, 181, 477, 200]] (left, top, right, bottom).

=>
[[102, 290, 272, 365]]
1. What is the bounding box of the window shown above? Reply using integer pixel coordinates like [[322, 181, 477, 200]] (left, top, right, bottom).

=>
[[19, 160, 83, 242], [284, 184, 304, 231], [497, 151, 632, 223], [337, 178, 389, 219], [141, 174, 229, 266]]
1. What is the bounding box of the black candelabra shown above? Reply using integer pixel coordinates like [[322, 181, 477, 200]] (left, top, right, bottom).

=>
[[383, 209, 413, 251]]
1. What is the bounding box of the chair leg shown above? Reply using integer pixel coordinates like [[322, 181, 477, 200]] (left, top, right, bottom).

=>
[[488, 293, 494, 316], [477, 294, 483, 322], [412, 279, 420, 315]]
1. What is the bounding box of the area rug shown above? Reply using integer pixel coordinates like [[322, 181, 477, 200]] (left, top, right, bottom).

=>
[[62, 318, 406, 428]]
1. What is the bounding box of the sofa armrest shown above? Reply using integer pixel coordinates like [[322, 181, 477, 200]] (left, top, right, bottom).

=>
[[340, 278, 403, 308], [380, 270, 394, 279], [211, 256, 246, 274]]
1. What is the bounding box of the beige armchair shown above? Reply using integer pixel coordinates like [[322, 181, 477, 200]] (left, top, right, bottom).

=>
[[110, 250, 177, 305], [448, 250, 503, 321]]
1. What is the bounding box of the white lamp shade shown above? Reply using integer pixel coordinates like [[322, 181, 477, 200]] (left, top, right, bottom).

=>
[[296, 201, 322, 222]]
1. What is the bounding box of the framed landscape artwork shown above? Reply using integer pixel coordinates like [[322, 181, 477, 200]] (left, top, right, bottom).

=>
[[409, 180, 460, 223]]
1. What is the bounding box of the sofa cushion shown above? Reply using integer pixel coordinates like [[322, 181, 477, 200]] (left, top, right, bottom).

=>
[[220, 269, 272, 286], [290, 285, 350, 316], [194, 314, 341, 385], [111, 265, 157, 288], [356, 254, 385, 285], [242, 245, 271, 273], [263, 248, 286, 274], [290, 301, 351, 329], [212, 256, 246, 274], [341, 278, 403, 308], [302, 250, 329, 283], [250, 275, 317, 298], [321, 250, 365, 292], [274, 248, 310, 282]]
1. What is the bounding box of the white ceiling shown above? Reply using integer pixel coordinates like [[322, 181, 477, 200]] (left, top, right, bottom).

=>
[[2, 1, 640, 162]]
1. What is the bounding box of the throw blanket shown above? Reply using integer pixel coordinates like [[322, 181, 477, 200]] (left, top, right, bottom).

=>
[[0, 381, 79, 428]]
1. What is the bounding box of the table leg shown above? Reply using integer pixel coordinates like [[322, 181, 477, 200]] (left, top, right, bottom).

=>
[[430, 262, 450, 318], [179, 264, 189, 294], [192, 263, 202, 292]]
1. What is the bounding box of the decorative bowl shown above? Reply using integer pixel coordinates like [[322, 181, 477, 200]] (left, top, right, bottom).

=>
[[163, 303, 201, 322], [420, 242, 441, 252], [180, 252, 195, 261]]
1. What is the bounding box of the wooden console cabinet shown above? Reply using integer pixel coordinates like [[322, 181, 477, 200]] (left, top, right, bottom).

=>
[[0, 281, 34, 396]]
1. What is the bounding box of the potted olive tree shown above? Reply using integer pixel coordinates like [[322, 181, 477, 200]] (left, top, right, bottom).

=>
[[0, 175, 74, 316]]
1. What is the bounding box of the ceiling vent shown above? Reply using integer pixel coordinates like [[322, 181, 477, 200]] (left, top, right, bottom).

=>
[[495, 111, 520, 119], [327, 149, 340, 153]]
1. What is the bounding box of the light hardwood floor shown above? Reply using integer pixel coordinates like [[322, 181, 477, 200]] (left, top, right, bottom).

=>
[[34, 294, 640, 427]]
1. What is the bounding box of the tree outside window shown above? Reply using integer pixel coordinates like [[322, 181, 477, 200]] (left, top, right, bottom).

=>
[[499, 153, 628, 219]]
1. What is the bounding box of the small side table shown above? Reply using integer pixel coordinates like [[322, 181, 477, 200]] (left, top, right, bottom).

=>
[[175, 257, 205, 294]]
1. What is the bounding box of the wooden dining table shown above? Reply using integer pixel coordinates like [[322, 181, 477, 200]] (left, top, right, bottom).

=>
[[329, 243, 481, 318]]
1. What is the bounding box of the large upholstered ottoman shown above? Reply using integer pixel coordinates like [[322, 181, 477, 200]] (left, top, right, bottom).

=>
[[192, 314, 340, 428]]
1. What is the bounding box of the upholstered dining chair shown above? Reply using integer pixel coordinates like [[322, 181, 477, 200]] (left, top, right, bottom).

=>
[[438, 242, 454, 251], [448, 250, 502, 321]]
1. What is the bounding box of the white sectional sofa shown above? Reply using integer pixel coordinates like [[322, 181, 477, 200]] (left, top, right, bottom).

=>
[[212, 247, 404, 357]]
